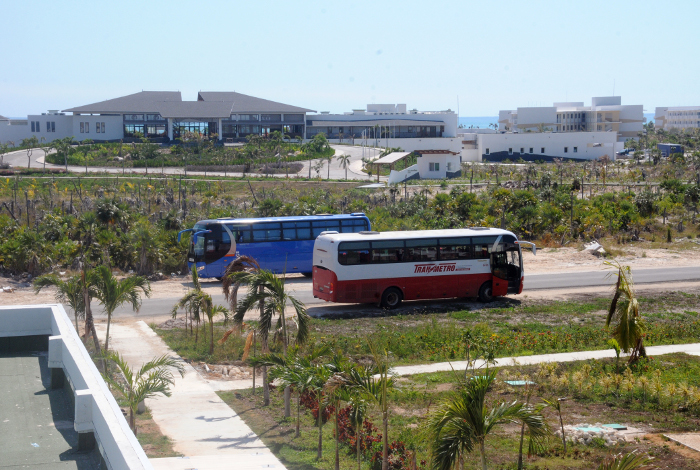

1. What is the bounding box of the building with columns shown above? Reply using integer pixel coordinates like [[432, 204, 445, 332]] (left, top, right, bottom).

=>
[[0, 91, 314, 146]]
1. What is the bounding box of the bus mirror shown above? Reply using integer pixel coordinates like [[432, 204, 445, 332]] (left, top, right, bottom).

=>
[[177, 228, 194, 243], [192, 230, 212, 245], [518, 241, 537, 256]]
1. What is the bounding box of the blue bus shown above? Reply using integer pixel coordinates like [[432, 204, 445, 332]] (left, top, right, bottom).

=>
[[179, 213, 371, 279]]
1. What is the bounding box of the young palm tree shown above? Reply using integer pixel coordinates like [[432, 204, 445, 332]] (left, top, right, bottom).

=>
[[605, 260, 647, 364], [426, 372, 549, 470], [103, 351, 185, 435], [338, 154, 351, 180], [255, 344, 330, 438], [597, 451, 655, 470], [34, 273, 85, 333], [172, 266, 226, 353], [342, 349, 394, 470], [227, 266, 310, 406], [91, 265, 151, 352]]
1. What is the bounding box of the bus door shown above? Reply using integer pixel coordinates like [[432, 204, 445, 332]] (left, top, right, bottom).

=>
[[490, 237, 522, 296], [200, 224, 233, 278]]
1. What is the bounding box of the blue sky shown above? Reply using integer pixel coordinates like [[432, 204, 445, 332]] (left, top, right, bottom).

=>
[[1, 0, 699, 117]]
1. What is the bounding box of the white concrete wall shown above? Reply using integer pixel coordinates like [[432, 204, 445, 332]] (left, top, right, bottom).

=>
[[416, 154, 461, 179], [388, 164, 419, 185], [478, 132, 619, 161], [0, 121, 32, 146], [516, 107, 557, 131], [0, 305, 153, 470], [615, 105, 644, 141], [592, 96, 621, 107], [71, 115, 124, 142]]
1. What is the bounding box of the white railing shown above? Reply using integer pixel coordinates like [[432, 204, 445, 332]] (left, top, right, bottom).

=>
[[0, 305, 153, 470], [388, 164, 419, 184]]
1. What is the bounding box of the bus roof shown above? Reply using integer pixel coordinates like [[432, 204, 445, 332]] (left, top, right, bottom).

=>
[[317, 228, 517, 242], [194, 213, 368, 226]]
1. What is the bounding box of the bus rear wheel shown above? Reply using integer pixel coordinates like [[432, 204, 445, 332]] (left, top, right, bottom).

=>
[[478, 281, 494, 303], [380, 287, 403, 309]]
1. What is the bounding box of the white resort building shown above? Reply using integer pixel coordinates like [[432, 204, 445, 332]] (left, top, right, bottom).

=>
[[654, 106, 700, 131], [306, 104, 461, 153]]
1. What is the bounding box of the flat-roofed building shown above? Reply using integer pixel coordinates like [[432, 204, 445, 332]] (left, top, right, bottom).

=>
[[654, 106, 700, 131], [498, 96, 644, 143], [306, 104, 461, 153]]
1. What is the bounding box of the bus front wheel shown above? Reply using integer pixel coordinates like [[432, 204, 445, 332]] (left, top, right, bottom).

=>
[[380, 287, 403, 309], [478, 282, 494, 303]]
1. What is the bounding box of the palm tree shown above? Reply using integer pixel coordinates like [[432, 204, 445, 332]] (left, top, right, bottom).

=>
[[326, 363, 369, 470], [53, 137, 74, 172], [426, 372, 549, 470], [34, 273, 85, 333], [172, 266, 209, 347], [606, 260, 647, 364], [338, 154, 351, 180], [597, 451, 655, 470], [343, 347, 394, 470], [103, 351, 185, 435], [90, 265, 151, 353], [255, 344, 330, 438], [229, 268, 310, 407]]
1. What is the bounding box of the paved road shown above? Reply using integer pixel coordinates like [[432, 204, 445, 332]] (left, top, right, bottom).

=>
[[524, 266, 700, 290], [103, 266, 700, 322], [2, 144, 382, 181]]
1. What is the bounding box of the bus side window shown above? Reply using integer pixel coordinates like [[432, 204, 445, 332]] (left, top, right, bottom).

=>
[[439, 237, 472, 260], [296, 222, 311, 240], [338, 242, 370, 265], [282, 222, 296, 241], [472, 236, 498, 259], [370, 241, 405, 263], [341, 218, 368, 233], [405, 239, 438, 262]]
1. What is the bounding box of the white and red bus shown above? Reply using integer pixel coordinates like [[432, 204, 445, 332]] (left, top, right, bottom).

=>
[[312, 228, 535, 308]]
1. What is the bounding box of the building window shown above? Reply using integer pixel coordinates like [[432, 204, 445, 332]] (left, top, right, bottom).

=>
[[447, 162, 452, 171], [146, 124, 165, 136], [261, 114, 281, 122], [80, 122, 84, 133], [146, 114, 164, 121], [85, 122, 89, 133], [564, 147, 568, 153], [124, 124, 145, 137], [529, 147, 533, 153], [520, 148, 524, 154], [284, 114, 304, 122], [485, 148, 490, 155], [238, 114, 259, 121], [573, 147, 578, 153], [508, 148, 513, 155], [429, 162, 440, 171], [31, 121, 35, 132], [124, 114, 144, 121], [541, 147, 545, 154]]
